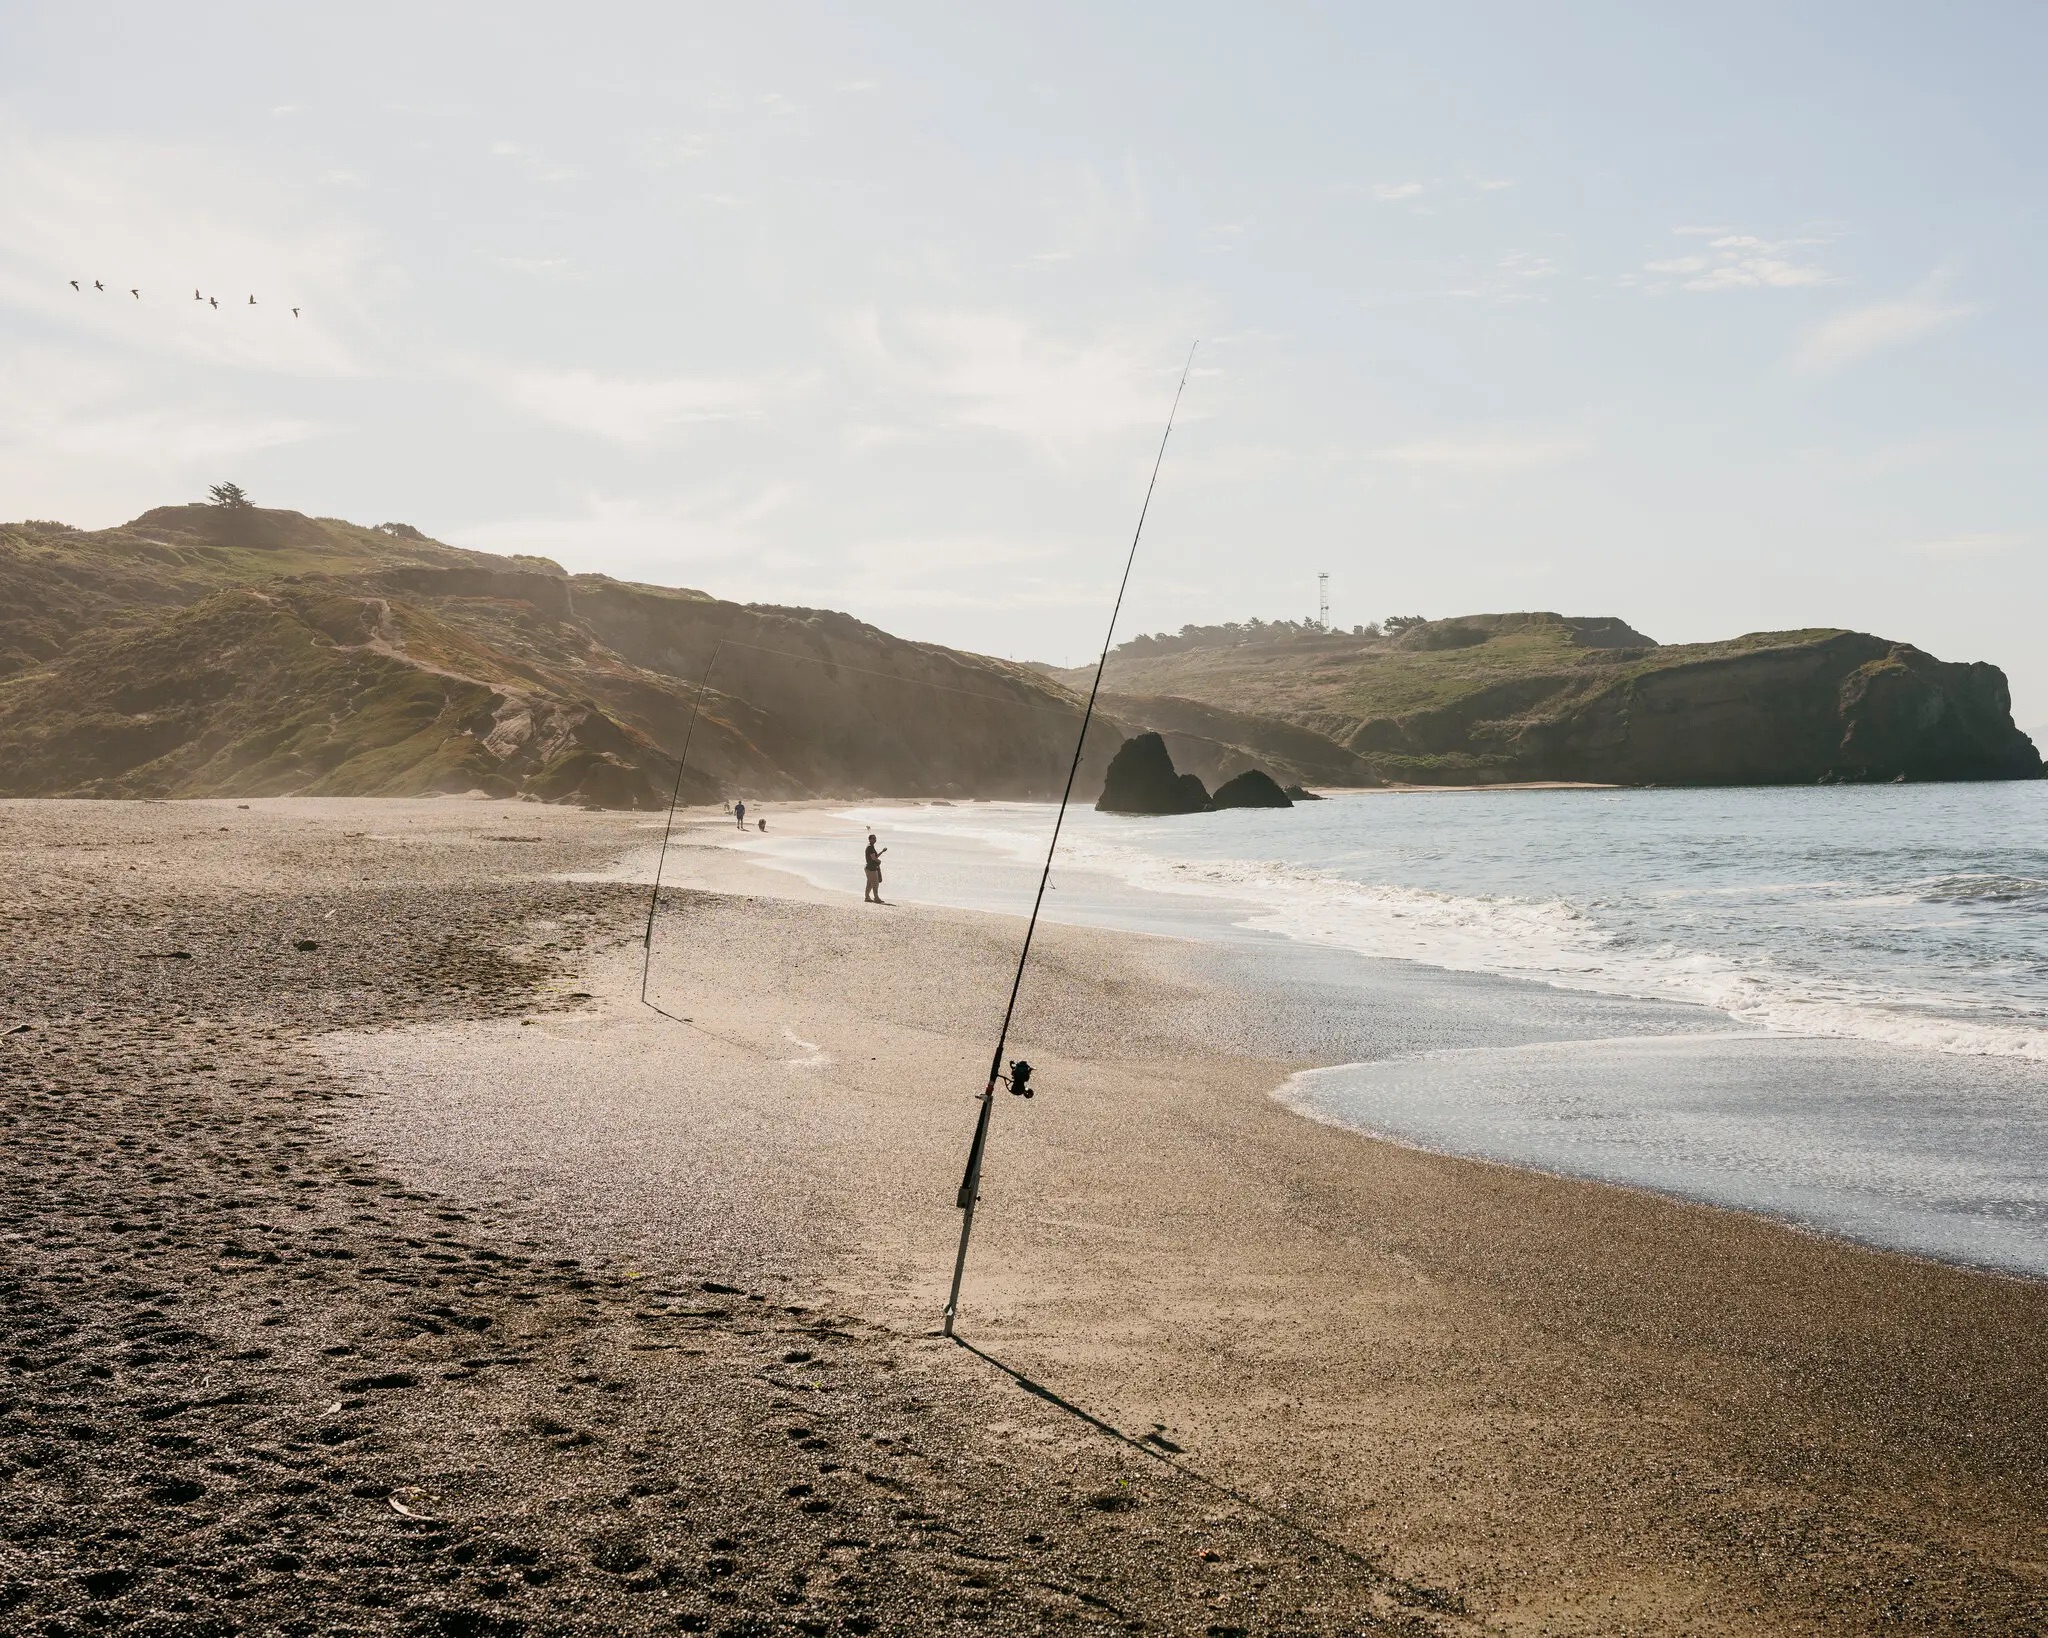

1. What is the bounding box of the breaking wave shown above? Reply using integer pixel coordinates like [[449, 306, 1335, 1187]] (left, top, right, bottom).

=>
[[853, 789, 2048, 1062]]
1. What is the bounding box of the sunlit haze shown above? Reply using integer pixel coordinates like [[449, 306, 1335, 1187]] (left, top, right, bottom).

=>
[[5, 3, 2044, 720]]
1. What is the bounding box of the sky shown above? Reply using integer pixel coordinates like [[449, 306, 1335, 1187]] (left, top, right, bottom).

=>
[[4, 2, 2045, 724]]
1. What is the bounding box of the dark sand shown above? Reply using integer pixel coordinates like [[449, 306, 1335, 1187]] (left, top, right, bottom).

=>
[[0, 799, 1419, 1637], [6, 798, 2046, 1636]]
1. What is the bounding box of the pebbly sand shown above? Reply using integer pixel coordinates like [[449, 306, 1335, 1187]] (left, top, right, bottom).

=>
[[4, 798, 2045, 1635]]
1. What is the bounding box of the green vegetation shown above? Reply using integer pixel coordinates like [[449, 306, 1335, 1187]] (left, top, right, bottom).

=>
[[1060, 612, 2038, 786]]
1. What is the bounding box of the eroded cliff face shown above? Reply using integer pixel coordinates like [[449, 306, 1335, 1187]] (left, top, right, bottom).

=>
[[1364, 633, 2040, 785]]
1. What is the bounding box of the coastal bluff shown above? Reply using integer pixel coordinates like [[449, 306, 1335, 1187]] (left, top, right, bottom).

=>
[[1056, 612, 2042, 787], [3, 505, 2034, 803]]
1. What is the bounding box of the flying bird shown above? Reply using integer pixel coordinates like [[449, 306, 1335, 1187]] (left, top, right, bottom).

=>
[[247, 294, 256, 305], [291, 307, 300, 318], [194, 288, 202, 301], [93, 280, 105, 292], [130, 288, 140, 299], [208, 296, 218, 309], [69, 279, 80, 290]]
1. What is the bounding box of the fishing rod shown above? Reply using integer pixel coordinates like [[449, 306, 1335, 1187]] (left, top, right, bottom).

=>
[[942, 341, 1197, 1339], [639, 639, 726, 1005]]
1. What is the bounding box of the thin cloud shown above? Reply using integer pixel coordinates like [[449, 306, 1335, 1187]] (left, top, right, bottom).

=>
[[492, 367, 784, 444], [456, 483, 799, 576], [488, 141, 581, 184], [840, 305, 1202, 450], [1500, 251, 1560, 281], [1026, 161, 1151, 266], [14, 407, 317, 464], [1643, 230, 1835, 292], [782, 535, 1068, 608], [1795, 289, 1976, 374], [0, 345, 319, 484], [1371, 181, 1426, 202]]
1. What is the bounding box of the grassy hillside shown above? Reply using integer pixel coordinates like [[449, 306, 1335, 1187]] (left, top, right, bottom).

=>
[[0, 507, 525, 680], [1051, 613, 2040, 786], [0, 503, 1333, 806]]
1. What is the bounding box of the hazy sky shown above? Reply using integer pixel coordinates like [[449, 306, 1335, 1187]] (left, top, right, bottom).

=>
[[4, 3, 2045, 722]]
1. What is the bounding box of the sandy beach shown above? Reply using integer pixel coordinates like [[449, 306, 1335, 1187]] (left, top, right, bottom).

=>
[[5, 798, 2044, 1635]]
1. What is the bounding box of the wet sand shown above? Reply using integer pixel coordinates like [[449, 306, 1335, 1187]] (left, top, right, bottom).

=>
[[6, 798, 2046, 1634]]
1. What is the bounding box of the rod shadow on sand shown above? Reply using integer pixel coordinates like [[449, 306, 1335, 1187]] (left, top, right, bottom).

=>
[[632, 987, 1458, 1612], [947, 1333, 1462, 1615]]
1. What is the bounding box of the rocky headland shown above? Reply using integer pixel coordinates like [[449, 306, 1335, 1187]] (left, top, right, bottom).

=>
[[1057, 612, 2043, 787]]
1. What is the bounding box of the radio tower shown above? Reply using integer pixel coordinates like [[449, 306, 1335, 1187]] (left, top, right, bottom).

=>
[[1317, 571, 1330, 631]]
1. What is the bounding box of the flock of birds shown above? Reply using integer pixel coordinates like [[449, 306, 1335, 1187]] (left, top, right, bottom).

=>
[[68, 278, 299, 317]]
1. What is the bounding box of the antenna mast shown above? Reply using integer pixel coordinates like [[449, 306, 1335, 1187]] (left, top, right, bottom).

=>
[[1317, 571, 1330, 631]]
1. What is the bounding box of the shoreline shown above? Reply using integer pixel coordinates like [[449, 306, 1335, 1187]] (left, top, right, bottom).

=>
[[712, 797, 2048, 1282], [1277, 1052, 2048, 1290]]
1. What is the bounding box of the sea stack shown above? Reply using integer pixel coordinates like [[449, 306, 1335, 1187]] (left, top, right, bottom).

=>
[[1097, 732, 1211, 814], [1211, 768, 1293, 808]]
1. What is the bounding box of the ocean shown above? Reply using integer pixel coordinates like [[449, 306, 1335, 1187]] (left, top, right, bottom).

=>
[[744, 783, 2048, 1277]]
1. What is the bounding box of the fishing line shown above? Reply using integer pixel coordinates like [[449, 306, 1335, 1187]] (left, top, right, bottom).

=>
[[639, 639, 725, 1005], [943, 341, 1198, 1338]]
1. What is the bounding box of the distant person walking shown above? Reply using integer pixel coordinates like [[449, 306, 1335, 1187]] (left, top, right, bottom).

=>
[[734, 800, 746, 830], [863, 834, 887, 903]]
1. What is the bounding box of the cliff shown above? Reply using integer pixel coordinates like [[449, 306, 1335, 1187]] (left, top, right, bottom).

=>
[[1051, 613, 2040, 786]]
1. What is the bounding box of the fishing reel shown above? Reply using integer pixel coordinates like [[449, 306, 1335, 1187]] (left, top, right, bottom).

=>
[[1001, 1059, 1035, 1099]]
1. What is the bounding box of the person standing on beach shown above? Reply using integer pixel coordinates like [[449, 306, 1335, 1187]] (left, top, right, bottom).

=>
[[734, 800, 746, 830], [863, 834, 887, 903]]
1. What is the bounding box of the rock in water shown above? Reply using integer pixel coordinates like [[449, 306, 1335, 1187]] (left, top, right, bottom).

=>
[[1211, 768, 1293, 808], [1098, 732, 1211, 814]]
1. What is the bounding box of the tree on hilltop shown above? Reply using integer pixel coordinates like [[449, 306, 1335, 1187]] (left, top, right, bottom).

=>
[[207, 482, 252, 511]]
